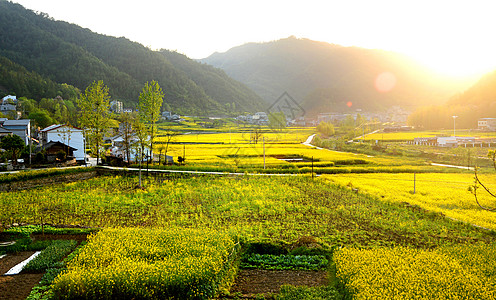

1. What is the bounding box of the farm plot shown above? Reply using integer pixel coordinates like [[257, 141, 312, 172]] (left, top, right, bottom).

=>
[[52, 227, 238, 299], [1, 175, 494, 248], [335, 243, 496, 299], [325, 173, 496, 231]]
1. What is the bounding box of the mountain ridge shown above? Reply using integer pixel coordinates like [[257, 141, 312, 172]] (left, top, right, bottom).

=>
[[201, 36, 472, 115], [0, 0, 265, 114]]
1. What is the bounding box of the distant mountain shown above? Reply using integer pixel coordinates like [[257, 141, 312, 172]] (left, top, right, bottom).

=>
[[159, 50, 265, 113], [408, 70, 496, 129], [0, 0, 264, 114], [448, 70, 496, 108], [201, 37, 469, 115]]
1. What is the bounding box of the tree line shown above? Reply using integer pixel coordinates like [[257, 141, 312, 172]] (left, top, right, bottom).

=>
[[78, 80, 164, 186]]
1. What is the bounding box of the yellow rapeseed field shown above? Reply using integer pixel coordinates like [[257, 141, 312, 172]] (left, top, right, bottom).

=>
[[335, 243, 496, 299], [325, 173, 496, 230], [53, 227, 238, 299]]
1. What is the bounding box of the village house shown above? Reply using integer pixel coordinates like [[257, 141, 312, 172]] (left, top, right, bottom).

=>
[[0, 127, 12, 139], [42, 141, 77, 162], [40, 124, 85, 162], [110, 100, 123, 114], [478, 118, 496, 131], [1, 119, 31, 145]]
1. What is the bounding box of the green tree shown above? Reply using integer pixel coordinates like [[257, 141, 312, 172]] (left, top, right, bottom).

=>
[[0, 134, 25, 165], [268, 112, 286, 131], [138, 81, 164, 162], [77, 81, 111, 165], [29, 110, 55, 128], [119, 112, 135, 164], [317, 121, 335, 136]]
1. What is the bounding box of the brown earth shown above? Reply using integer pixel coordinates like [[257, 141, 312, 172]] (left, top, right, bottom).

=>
[[0, 170, 97, 192], [0, 251, 42, 300], [229, 269, 328, 298], [0, 234, 89, 300], [32, 233, 89, 243], [0, 273, 43, 300], [0, 251, 36, 274]]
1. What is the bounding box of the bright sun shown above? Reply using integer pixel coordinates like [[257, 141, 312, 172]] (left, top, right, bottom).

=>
[[409, 46, 496, 79]]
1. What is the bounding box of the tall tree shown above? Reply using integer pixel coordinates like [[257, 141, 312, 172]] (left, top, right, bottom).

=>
[[77, 80, 111, 165], [119, 112, 135, 164], [131, 113, 149, 188], [138, 81, 164, 162]]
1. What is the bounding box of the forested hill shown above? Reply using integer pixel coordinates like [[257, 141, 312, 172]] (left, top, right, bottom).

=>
[[407, 70, 496, 129], [0, 0, 265, 114], [201, 37, 469, 114], [0, 55, 79, 100]]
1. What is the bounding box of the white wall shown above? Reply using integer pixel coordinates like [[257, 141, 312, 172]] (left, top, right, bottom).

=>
[[46, 126, 85, 161]]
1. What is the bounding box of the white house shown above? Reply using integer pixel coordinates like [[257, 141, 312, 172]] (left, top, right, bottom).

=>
[[40, 124, 85, 162], [110, 100, 123, 114], [0, 95, 17, 115], [109, 134, 154, 162], [478, 118, 496, 131]]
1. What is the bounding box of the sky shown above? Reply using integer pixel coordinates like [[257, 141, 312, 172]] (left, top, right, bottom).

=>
[[10, 0, 496, 79]]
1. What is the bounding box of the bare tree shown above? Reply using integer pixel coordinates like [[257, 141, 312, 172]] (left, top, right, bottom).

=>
[[119, 112, 135, 164], [156, 130, 177, 164], [469, 150, 496, 211], [250, 127, 263, 144]]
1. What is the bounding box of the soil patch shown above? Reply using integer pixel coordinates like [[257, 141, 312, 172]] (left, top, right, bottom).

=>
[[230, 269, 328, 297], [0, 170, 97, 192], [0, 234, 89, 299], [31, 233, 89, 243], [0, 251, 36, 274], [0, 273, 43, 300]]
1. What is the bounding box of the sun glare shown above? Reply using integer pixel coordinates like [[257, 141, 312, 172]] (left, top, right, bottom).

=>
[[375, 72, 396, 93]]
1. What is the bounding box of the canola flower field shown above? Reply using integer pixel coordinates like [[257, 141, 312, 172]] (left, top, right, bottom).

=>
[[2, 175, 494, 248], [3, 125, 496, 299], [364, 129, 496, 141], [326, 172, 496, 231], [334, 244, 496, 299], [53, 227, 238, 299], [153, 129, 454, 173]]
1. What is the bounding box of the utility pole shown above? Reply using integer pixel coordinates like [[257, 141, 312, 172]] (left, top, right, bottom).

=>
[[263, 137, 266, 169], [413, 172, 416, 194], [312, 156, 314, 179], [452, 115, 458, 137]]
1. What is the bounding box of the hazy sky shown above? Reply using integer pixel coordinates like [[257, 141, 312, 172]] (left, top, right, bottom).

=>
[[11, 0, 496, 78]]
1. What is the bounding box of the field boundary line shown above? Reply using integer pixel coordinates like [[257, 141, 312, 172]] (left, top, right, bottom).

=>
[[99, 166, 298, 177]]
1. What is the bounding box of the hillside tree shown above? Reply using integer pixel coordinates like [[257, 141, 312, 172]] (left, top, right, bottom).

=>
[[77, 80, 111, 165], [138, 81, 164, 162]]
